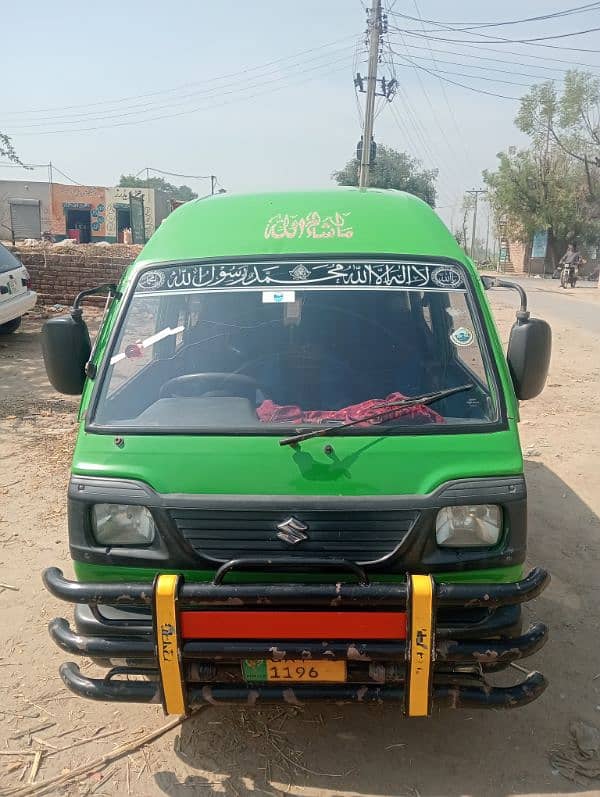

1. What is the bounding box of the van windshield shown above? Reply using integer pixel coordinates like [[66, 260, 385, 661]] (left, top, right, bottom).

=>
[[92, 261, 501, 433]]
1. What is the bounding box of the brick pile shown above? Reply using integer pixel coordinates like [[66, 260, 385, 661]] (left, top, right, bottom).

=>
[[8, 243, 142, 305]]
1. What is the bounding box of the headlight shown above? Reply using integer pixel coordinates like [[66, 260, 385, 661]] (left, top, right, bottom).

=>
[[435, 505, 502, 547], [91, 504, 156, 546]]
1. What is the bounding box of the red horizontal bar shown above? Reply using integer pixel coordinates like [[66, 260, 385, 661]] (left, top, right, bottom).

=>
[[180, 611, 406, 640]]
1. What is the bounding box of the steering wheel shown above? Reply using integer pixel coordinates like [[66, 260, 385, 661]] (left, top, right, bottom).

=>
[[159, 373, 261, 402]]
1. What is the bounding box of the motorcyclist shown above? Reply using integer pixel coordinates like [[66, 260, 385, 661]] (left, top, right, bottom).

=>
[[559, 244, 584, 287]]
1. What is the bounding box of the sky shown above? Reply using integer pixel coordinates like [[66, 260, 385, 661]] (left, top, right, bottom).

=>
[[1, 0, 599, 240]]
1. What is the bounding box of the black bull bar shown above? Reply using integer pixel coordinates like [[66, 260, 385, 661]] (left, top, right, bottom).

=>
[[43, 564, 550, 716]]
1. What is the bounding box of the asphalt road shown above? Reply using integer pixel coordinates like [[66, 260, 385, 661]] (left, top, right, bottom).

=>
[[485, 275, 600, 337]]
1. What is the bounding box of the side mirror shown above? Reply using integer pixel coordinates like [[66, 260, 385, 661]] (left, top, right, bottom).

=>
[[481, 275, 552, 400], [41, 313, 91, 395], [507, 316, 552, 400], [41, 282, 119, 395]]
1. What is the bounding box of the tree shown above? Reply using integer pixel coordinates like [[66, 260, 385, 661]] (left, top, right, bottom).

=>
[[484, 145, 599, 269], [453, 194, 474, 252], [516, 70, 600, 197], [332, 145, 438, 206], [118, 174, 197, 201], [1, 132, 23, 166]]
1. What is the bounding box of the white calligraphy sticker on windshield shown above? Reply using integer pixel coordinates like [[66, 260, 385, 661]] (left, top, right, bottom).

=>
[[135, 262, 467, 292], [431, 266, 463, 289], [262, 290, 295, 303], [450, 327, 474, 347]]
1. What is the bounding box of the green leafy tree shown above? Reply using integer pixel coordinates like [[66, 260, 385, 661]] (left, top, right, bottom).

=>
[[1, 132, 23, 166], [484, 145, 598, 268], [516, 70, 600, 196], [332, 145, 438, 206], [118, 174, 197, 201]]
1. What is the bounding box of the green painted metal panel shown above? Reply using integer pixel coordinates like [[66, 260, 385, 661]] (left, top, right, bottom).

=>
[[73, 560, 524, 585]]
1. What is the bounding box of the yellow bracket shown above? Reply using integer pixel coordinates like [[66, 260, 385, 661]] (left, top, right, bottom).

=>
[[154, 574, 187, 715], [407, 574, 435, 717]]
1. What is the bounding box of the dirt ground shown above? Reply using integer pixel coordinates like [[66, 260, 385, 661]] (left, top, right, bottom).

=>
[[0, 292, 599, 797]]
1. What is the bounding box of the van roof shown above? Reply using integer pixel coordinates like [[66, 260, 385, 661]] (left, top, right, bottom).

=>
[[134, 187, 468, 271]]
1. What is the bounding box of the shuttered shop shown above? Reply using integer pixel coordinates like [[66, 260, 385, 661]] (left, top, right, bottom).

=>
[[9, 199, 41, 240]]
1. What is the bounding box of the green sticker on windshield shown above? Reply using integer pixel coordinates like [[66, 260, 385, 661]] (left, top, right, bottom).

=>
[[450, 327, 474, 347]]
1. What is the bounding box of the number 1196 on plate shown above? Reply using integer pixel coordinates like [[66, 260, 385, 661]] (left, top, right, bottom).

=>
[[243, 659, 346, 682]]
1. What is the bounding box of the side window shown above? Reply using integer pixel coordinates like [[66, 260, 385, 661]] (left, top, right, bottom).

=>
[[0, 243, 21, 274], [106, 295, 189, 396], [446, 293, 487, 383]]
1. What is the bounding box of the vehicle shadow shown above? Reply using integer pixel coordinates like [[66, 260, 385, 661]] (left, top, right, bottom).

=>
[[153, 459, 600, 797]]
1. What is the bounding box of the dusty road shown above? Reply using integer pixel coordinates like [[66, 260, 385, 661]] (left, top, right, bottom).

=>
[[0, 285, 599, 797]]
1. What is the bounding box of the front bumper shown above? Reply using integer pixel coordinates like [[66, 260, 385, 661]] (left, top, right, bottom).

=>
[[43, 564, 550, 715]]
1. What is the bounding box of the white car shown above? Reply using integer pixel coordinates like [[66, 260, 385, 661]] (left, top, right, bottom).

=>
[[0, 243, 37, 334]]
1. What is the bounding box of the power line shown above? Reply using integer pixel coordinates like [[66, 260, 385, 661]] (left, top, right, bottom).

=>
[[388, 31, 600, 70], [391, 52, 519, 99], [395, 49, 563, 81], [133, 167, 213, 181], [8, 52, 355, 136], [388, 3, 600, 30], [394, 40, 596, 78], [1, 35, 359, 118], [2, 45, 357, 129], [50, 165, 83, 185], [387, 91, 459, 205], [389, 24, 600, 53], [411, 0, 472, 171], [390, 52, 534, 86], [389, 30, 468, 186]]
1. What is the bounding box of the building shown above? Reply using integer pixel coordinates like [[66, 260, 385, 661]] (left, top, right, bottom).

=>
[[0, 180, 172, 244], [501, 232, 599, 277]]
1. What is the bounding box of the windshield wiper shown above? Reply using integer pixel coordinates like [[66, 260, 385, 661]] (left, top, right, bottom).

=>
[[279, 384, 474, 447]]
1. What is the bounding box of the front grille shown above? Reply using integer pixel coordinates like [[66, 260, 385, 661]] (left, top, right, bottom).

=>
[[168, 508, 420, 565]]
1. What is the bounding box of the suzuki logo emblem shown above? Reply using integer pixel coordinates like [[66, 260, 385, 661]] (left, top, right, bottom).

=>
[[276, 517, 309, 545]]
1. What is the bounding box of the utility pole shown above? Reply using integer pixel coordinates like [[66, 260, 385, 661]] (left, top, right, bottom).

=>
[[210, 175, 216, 195], [358, 0, 382, 190], [466, 188, 486, 261]]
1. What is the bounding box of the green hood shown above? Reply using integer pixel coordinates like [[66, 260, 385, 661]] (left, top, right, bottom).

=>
[[73, 425, 522, 496]]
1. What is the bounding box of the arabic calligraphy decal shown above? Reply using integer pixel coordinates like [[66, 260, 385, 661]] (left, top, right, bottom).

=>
[[136, 262, 466, 293], [264, 211, 354, 240]]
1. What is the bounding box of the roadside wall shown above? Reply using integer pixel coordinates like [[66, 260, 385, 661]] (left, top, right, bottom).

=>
[[8, 244, 140, 305]]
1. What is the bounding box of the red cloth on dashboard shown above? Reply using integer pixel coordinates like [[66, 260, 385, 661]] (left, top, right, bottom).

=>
[[256, 392, 443, 426]]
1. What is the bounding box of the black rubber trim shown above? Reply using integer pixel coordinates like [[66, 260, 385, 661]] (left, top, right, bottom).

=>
[[58, 661, 547, 708], [68, 474, 526, 509]]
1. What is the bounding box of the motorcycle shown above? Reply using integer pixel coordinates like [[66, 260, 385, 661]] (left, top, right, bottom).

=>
[[560, 261, 578, 288]]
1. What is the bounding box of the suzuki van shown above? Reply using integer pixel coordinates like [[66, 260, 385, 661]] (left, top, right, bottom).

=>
[[42, 189, 551, 717]]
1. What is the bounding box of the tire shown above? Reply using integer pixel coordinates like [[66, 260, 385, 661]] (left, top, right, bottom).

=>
[[560, 273, 567, 288], [0, 316, 21, 334]]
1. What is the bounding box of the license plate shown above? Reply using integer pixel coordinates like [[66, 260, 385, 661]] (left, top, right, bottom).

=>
[[243, 659, 346, 683]]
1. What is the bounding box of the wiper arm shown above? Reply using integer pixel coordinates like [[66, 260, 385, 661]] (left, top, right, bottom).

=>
[[279, 384, 474, 447]]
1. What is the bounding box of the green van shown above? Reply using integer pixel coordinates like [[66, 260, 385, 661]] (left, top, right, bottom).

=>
[[42, 189, 551, 717]]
